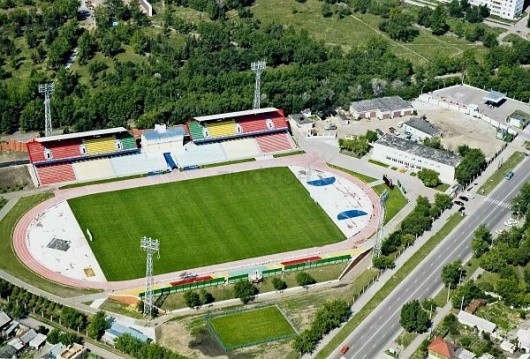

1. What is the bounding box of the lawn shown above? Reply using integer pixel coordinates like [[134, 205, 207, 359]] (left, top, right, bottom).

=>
[[68, 167, 344, 281], [478, 151, 525, 195], [206, 306, 296, 349], [372, 184, 409, 224]]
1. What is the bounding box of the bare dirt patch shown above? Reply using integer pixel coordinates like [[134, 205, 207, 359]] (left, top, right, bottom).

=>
[[0, 165, 34, 190], [412, 100, 504, 158]]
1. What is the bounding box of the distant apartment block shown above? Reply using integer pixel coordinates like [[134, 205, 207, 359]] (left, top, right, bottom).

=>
[[438, 0, 524, 20]]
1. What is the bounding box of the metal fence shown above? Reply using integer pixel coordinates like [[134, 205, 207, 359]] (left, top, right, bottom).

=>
[[283, 254, 351, 272], [227, 274, 248, 283], [140, 277, 225, 298]]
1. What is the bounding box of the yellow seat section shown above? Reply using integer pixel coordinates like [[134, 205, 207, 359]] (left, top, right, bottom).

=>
[[84, 136, 117, 155], [206, 120, 236, 138]]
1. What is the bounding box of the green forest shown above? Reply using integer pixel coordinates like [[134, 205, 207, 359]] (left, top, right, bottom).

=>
[[0, 0, 529, 134]]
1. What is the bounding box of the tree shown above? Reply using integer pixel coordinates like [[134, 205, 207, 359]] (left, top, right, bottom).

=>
[[400, 300, 430, 333], [183, 291, 201, 308], [272, 277, 287, 291], [451, 281, 483, 309], [442, 260, 464, 288], [434, 193, 452, 213], [296, 272, 317, 286], [422, 136, 442, 149], [430, 5, 448, 35], [372, 255, 395, 269], [416, 7, 432, 27], [338, 136, 371, 157], [233, 280, 258, 304], [417, 168, 441, 187], [471, 224, 492, 257], [292, 329, 318, 355], [321, 3, 332, 17], [482, 32, 498, 48], [87, 311, 109, 339], [199, 289, 214, 305], [365, 129, 378, 143], [379, 9, 419, 42], [511, 183, 530, 216], [456, 148, 486, 185]]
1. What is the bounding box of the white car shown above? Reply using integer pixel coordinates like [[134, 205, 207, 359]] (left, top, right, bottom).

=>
[[507, 218, 518, 225], [466, 194, 475, 199], [504, 221, 513, 227], [495, 229, 505, 234]]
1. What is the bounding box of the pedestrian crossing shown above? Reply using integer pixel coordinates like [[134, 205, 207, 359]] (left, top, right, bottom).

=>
[[485, 197, 511, 209]]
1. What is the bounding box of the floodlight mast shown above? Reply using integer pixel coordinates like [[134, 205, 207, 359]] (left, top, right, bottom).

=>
[[251, 60, 266, 109], [38, 83, 55, 137], [373, 189, 389, 259], [140, 236, 160, 320]]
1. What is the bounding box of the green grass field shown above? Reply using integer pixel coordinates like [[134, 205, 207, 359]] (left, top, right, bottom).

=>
[[207, 306, 296, 349], [68, 167, 344, 281]]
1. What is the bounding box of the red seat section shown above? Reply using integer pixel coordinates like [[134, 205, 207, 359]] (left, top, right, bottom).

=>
[[26, 141, 47, 163], [36, 163, 76, 185], [281, 256, 322, 266], [170, 275, 213, 287], [256, 133, 294, 153], [48, 139, 82, 160], [239, 117, 269, 133], [271, 116, 288, 129]]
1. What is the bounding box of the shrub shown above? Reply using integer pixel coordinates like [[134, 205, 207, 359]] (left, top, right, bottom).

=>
[[272, 277, 287, 290], [296, 272, 316, 286]]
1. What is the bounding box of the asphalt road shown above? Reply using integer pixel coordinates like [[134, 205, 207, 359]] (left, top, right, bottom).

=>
[[331, 157, 530, 359]]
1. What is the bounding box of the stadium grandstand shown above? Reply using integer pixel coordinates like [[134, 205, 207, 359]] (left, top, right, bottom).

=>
[[27, 127, 167, 186]]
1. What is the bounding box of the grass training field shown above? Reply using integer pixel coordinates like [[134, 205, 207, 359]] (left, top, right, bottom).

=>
[[68, 167, 344, 281], [206, 306, 296, 349]]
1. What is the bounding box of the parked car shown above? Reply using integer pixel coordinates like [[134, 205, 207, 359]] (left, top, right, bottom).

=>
[[459, 196, 469, 202], [397, 121, 404, 128], [324, 123, 337, 130], [453, 200, 465, 206], [507, 218, 518, 225], [465, 194, 475, 199], [504, 221, 514, 227], [458, 206, 466, 213], [505, 171, 514, 180]]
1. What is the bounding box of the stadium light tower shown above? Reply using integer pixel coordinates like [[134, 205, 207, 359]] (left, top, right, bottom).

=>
[[38, 83, 55, 137], [140, 236, 160, 320], [251, 60, 266, 109], [373, 189, 389, 259]]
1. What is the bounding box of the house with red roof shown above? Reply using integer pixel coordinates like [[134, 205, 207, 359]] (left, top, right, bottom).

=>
[[428, 337, 455, 359]]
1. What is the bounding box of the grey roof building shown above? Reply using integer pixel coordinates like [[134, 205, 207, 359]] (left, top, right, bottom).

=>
[[349, 96, 413, 119], [404, 118, 441, 137]]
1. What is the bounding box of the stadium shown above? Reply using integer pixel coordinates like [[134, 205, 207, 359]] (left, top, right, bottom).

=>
[[13, 108, 380, 298]]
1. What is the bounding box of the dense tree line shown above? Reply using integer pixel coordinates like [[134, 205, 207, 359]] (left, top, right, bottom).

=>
[[400, 300, 430, 333], [0, 0, 529, 135], [115, 333, 188, 359], [455, 145, 486, 185], [292, 300, 350, 355], [373, 193, 452, 269]]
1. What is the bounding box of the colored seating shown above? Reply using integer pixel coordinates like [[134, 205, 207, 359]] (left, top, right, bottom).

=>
[[83, 136, 116, 155], [188, 122, 205, 140], [221, 138, 261, 160], [73, 158, 114, 182], [47, 139, 83, 160], [26, 141, 47, 163], [238, 117, 269, 134], [116, 133, 137, 150], [256, 133, 295, 154], [205, 120, 236, 138], [271, 116, 288, 129], [36, 163, 76, 185]]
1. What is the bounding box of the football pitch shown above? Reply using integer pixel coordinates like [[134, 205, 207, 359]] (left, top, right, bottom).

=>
[[206, 306, 296, 349], [68, 167, 344, 281]]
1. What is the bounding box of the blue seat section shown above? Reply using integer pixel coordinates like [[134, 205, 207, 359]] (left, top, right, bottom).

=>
[[163, 152, 177, 170], [110, 153, 167, 177], [337, 209, 368, 220], [307, 177, 336, 186]]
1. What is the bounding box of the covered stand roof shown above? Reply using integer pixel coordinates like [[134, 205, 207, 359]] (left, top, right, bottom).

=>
[[193, 107, 280, 122], [483, 90, 506, 105], [34, 127, 129, 143]]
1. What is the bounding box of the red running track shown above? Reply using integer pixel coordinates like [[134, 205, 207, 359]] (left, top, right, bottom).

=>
[[13, 152, 381, 291]]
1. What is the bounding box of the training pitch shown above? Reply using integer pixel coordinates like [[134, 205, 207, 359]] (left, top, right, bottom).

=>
[[68, 167, 344, 281], [206, 306, 296, 349]]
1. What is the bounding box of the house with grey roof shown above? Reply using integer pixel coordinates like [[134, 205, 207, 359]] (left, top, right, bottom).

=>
[[349, 96, 413, 120], [403, 118, 441, 142], [457, 310, 496, 334], [371, 134, 460, 183], [102, 320, 151, 345]]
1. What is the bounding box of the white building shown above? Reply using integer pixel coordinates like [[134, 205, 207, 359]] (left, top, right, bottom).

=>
[[349, 96, 413, 120], [288, 114, 313, 136], [403, 118, 441, 142], [371, 134, 460, 184], [438, 0, 524, 20], [518, 328, 530, 352], [141, 124, 185, 153], [457, 310, 497, 334]]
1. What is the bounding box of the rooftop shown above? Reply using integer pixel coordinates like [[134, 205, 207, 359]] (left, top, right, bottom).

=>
[[289, 113, 312, 125], [28, 333, 46, 349], [483, 90, 506, 104], [35, 127, 129, 143], [143, 126, 186, 142], [350, 96, 412, 113], [0, 311, 11, 329], [404, 118, 441, 136], [458, 310, 496, 333], [375, 134, 460, 166], [428, 337, 454, 359], [194, 107, 281, 123], [105, 321, 150, 343]]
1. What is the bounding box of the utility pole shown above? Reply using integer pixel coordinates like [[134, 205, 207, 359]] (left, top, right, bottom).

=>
[[373, 190, 389, 258], [251, 60, 266, 109], [38, 83, 55, 137], [140, 236, 160, 320]]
